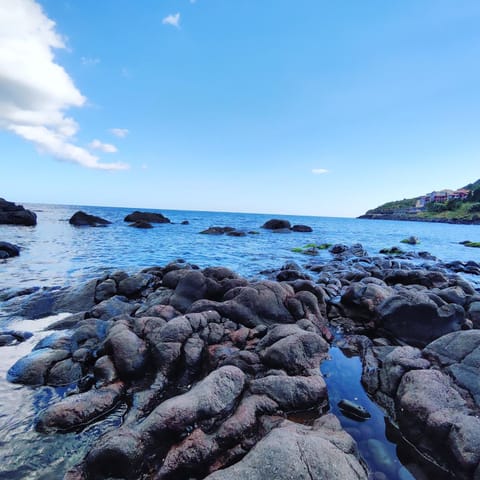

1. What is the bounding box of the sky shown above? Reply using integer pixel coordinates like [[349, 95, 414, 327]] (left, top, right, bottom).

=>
[[1, 0, 480, 217]]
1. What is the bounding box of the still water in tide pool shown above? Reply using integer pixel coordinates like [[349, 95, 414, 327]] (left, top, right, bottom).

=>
[[0, 203, 479, 478]]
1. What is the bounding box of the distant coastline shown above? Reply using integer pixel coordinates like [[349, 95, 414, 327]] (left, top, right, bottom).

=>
[[358, 212, 480, 225], [359, 178, 480, 225]]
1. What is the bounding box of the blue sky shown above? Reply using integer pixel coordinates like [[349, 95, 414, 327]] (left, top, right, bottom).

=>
[[1, 0, 480, 217]]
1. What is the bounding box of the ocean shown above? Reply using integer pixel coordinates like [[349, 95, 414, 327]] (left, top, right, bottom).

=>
[[0, 203, 479, 479]]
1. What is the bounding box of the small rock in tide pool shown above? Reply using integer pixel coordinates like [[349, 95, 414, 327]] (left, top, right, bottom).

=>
[[338, 399, 371, 421]]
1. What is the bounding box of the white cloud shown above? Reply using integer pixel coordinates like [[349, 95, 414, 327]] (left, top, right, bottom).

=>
[[312, 168, 329, 174], [0, 0, 128, 171], [89, 139, 118, 153], [162, 13, 180, 28], [81, 56, 100, 66], [110, 128, 129, 138]]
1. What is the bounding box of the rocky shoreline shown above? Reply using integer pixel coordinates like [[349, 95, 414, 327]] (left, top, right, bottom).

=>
[[359, 213, 480, 225], [2, 245, 480, 479]]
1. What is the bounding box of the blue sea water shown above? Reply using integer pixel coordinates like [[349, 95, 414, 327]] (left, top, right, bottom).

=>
[[1, 203, 479, 293], [0, 203, 479, 479]]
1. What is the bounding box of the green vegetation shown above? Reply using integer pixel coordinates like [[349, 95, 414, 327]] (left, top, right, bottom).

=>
[[291, 243, 332, 255], [400, 236, 420, 245], [365, 197, 417, 215], [461, 241, 480, 248], [362, 179, 480, 224]]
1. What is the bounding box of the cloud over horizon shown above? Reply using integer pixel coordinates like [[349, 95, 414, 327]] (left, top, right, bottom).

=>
[[312, 168, 329, 175], [162, 13, 181, 28], [0, 0, 128, 171]]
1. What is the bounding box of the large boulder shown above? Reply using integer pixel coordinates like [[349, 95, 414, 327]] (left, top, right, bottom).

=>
[[85, 366, 246, 478], [376, 293, 466, 347], [423, 330, 480, 405], [261, 219, 291, 230], [205, 416, 368, 480], [124, 211, 170, 223], [0, 197, 37, 226], [7, 348, 70, 385], [189, 281, 297, 327], [249, 374, 328, 411], [69, 211, 111, 227], [0, 241, 20, 259], [258, 325, 329, 374]]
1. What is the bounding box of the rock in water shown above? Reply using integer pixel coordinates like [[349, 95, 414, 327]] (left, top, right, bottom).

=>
[[338, 399, 371, 420], [261, 219, 291, 230], [124, 211, 170, 223], [0, 198, 37, 226], [69, 211, 111, 227], [0, 241, 20, 259], [291, 224, 313, 232]]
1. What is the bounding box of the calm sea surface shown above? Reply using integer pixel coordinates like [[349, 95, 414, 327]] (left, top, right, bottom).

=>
[[1, 203, 479, 292], [0, 203, 479, 479]]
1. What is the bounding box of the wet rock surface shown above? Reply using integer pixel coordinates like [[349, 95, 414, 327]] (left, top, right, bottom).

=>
[[5, 244, 480, 479]]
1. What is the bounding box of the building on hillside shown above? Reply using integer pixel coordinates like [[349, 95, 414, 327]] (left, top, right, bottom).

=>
[[416, 189, 470, 209]]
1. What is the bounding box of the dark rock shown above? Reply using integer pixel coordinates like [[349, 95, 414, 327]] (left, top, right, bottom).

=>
[[0, 241, 20, 258], [226, 230, 247, 237], [69, 211, 111, 227], [93, 355, 118, 386], [128, 221, 153, 229], [106, 321, 148, 379], [35, 382, 125, 433], [258, 325, 329, 374], [95, 279, 117, 303], [189, 281, 296, 327], [468, 301, 480, 328], [85, 366, 245, 478], [181, 220, 189, 225], [249, 374, 327, 411], [423, 330, 480, 405], [46, 358, 83, 386], [205, 416, 368, 480], [338, 399, 371, 420], [401, 236, 420, 245], [377, 293, 466, 347], [261, 219, 291, 230], [0, 197, 37, 226], [200, 226, 236, 235], [124, 211, 170, 223], [7, 348, 70, 385], [118, 273, 151, 298], [290, 224, 313, 232], [170, 270, 208, 312], [91, 295, 138, 319]]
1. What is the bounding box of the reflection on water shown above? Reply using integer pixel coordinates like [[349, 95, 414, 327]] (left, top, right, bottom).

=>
[[321, 345, 452, 480]]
